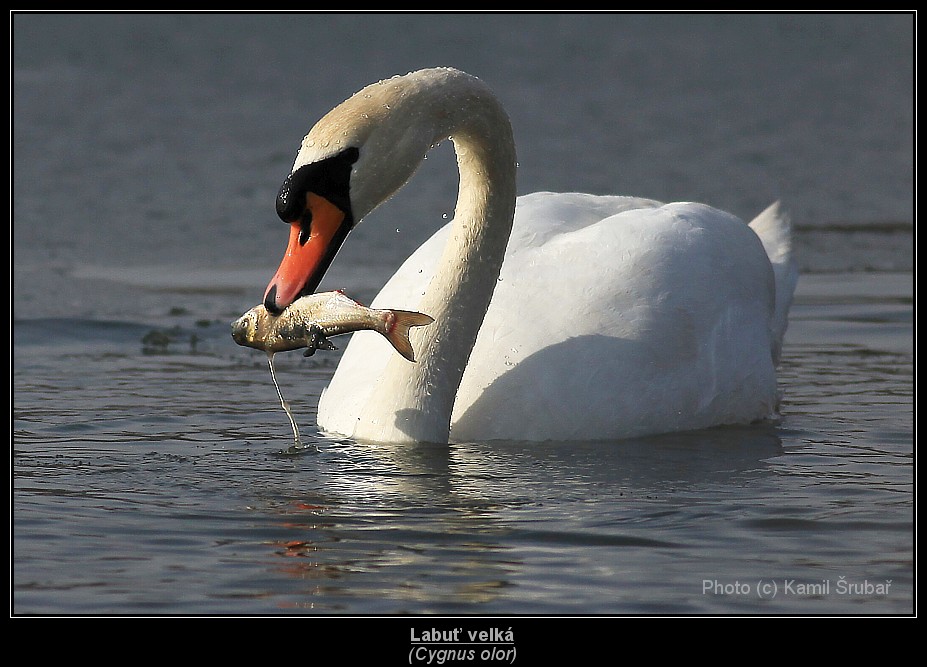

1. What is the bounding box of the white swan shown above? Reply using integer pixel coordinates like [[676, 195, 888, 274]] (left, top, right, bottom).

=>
[[262, 68, 798, 444]]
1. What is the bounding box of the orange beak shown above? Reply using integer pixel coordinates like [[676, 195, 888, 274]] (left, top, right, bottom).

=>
[[263, 193, 349, 314]]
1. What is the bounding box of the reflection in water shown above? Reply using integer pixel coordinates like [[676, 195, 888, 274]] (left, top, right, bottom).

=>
[[256, 425, 783, 609]]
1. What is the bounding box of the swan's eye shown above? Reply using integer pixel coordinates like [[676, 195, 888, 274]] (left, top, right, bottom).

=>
[[298, 208, 313, 245], [275, 147, 359, 226]]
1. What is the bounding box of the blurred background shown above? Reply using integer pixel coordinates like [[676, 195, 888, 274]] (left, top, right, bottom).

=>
[[13, 13, 913, 321]]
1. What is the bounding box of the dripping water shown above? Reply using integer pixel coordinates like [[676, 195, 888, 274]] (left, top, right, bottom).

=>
[[266, 352, 317, 454]]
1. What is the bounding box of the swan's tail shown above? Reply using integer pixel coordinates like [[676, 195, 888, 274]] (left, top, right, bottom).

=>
[[748, 201, 799, 364]]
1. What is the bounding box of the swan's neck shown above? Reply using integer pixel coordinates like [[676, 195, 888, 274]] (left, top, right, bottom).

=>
[[351, 72, 516, 444]]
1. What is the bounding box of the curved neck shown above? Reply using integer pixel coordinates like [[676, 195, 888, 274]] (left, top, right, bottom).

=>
[[351, 71, 517, 443]]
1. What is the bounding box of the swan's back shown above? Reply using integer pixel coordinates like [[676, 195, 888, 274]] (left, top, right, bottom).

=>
[[318, 193, 796, 442]]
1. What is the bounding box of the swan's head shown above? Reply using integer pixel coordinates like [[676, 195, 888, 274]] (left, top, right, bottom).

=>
[[263, 68, 482, 314]]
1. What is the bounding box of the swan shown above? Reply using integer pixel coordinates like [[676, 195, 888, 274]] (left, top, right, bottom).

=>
[[262, 67, 798, 444]]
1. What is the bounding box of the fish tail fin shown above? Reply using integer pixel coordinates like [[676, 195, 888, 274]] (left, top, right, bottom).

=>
[[383, 310, 435, 362], [749, 201, 799, 364]]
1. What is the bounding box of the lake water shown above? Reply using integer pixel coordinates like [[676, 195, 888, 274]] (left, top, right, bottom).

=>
[[12, 13, 913, 620]]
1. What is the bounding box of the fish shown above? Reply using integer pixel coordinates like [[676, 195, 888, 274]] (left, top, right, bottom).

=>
[[231, 290, 434, 361]]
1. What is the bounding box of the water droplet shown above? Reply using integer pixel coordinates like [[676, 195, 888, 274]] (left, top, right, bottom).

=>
[[321, 139, 330, 148], [306, 139, 315, 148], [442, 213, 448, 219]]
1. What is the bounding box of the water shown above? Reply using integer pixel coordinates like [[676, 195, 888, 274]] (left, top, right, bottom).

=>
[[12, 14, 913, 618]]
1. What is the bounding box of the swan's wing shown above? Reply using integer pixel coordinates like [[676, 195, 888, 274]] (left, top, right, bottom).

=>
[[451, 199, 779, 441], [319, 194, 781, 442]]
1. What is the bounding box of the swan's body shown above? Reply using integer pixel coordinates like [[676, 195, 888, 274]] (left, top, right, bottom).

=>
[[263, 68, 798, 444]]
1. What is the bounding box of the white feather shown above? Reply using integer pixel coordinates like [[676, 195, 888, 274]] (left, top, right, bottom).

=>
[[310, 69, 797, 443]]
